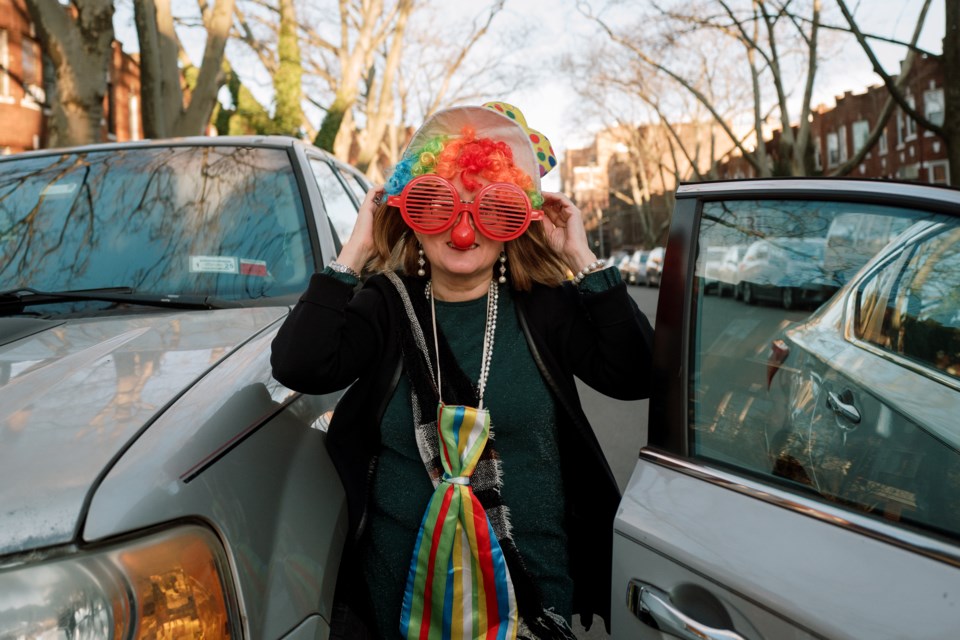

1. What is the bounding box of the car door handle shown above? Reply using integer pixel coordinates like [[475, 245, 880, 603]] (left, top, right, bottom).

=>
[[627, 580, 747, 640], [826, 390, 861, 424]]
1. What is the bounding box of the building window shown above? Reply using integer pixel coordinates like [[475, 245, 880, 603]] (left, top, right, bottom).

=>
[[827, 132, 839, 167], [905, 94, 918, 140], [924, 88, 945, 127], [813, 136, 822, 170], [929, 162, 949, 185], [21, 37, 43, 106], [879, 127, 888, 155], [839, 124, 848, 162], [852, 120, 870, 154], [0, 30, 10, 99], [130, 95, 140, 140]]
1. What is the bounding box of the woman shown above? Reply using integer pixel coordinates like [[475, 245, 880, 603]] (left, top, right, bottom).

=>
[[271, 102, 653, 639]]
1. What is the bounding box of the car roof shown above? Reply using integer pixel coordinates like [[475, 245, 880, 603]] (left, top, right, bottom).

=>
[[0, 135, 341, 164], [677, 177, 960, 207]]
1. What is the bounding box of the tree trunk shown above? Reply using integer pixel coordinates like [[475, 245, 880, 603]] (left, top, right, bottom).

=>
[[945, 0, 960, 186], [135, 0, 233, 138], [174, 0, 233, 136], [271, 0, 303, 136], [354, 0, 414, 171], [134, 0, 180, 138], [24, 0, 114, 147]]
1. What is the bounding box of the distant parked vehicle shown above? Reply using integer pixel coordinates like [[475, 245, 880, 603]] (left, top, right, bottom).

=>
[[823, 211, 914, 287], [737, 237, 831, 310], [700, 246, 728, 294], [621, 249, 649, 285], [645, 247, 665, 287], [716, 245, 746, 297]]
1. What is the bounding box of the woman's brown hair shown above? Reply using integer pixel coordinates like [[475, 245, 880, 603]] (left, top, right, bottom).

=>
[[369, 204, 569, 291]]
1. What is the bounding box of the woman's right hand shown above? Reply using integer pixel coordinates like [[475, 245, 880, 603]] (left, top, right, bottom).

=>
[[335, 185, 384, 272]]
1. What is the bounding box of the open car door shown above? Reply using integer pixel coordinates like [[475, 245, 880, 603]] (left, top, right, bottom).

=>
[[612, 179, 960, 639]]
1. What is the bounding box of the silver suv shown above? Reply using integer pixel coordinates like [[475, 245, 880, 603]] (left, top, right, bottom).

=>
[[0, 137, 368, 638]]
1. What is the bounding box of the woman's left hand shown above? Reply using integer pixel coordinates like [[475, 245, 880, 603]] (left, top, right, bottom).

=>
[[540, 191, 599, 273]]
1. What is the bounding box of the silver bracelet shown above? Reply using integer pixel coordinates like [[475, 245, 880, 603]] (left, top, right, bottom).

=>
[[572, 259, 607, 285], [328, 261, 361, 279]]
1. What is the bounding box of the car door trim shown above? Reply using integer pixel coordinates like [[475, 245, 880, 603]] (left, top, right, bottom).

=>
[[614, 530, 826, 640], [639, 447, 960, 569]]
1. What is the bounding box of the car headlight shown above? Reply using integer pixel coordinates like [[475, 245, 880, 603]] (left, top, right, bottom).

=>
[[0, 525, 238, 639]]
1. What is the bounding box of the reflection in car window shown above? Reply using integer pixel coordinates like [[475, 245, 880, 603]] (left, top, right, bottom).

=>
[[856, 225, 960, 380], [691, 200, 960, 541], [338, 166, 369, 202], [0, 146, 312, 304], [309, 158, 358, 250]]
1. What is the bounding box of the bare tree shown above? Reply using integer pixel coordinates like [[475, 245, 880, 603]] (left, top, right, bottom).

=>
[[354, 0, 516, 178], [832, 0, 955, 184], [135, 0, 235, 138], [23, 0, 115, 147], [581, 0, 827, 177], [296, 0, 514, 178], [231, 0, 304, 136], [300, 0, 415, 158], [562, 30, 738, 246]]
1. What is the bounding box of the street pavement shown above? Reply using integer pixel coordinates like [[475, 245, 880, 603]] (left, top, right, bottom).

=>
[[572, 283, 658, 639]]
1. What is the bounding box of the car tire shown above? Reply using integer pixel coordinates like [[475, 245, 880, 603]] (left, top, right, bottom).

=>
[[782, 287, 796, 311], [743, 283, 755, 305]]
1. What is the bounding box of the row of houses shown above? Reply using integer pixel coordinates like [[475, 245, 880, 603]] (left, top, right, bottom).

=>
[[561, 54, 949, 251], [0, 0, 142, 154]]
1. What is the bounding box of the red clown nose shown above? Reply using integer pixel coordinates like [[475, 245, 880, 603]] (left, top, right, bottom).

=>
[[451, 212, 476, 249]]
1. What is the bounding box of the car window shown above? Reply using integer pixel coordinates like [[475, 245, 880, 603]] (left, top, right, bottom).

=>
[[0, 146, 313, 304], [690, 199, 960, 540], [309, 158, 358, 251], [855, 225, 960, 380], [338, 166, 370, 202]]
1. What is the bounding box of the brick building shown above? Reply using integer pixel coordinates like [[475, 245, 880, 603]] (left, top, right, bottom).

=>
[[716, 54, 947, 184], [0, 0, 142, 154], [0, 0, 44, 153], [561, 121, 734, 249], [562, 53, 949, 253], [811, 53, 947, 184]]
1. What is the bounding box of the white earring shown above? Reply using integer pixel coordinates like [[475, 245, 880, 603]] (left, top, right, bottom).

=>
[[417, 244, 426, 277]]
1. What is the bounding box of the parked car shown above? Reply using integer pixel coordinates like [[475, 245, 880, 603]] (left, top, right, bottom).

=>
[[621, 249, 649, 285], [716, 244, 746, 297], [736, 237, 832, 309], [606, 249, 631, 270], [823, 210, 914, 286], [765, 218, 960, 548], [699, 245, 728, 294], [644, 246, 665, 287], [615, 178, 960, 638], [0, 137, 369, 638]]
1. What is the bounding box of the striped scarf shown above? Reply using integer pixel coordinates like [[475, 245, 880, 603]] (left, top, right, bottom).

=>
[[399, 403, 518, 638]]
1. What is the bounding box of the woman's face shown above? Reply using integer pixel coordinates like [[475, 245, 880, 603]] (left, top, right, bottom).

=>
[[415, 177, 504, 283]]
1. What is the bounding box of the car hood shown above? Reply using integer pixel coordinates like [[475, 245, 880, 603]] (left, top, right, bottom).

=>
[[0, 308, 287, 556]]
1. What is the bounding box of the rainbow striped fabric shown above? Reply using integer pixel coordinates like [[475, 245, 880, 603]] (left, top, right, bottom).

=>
[[400, 402, 518, 639]]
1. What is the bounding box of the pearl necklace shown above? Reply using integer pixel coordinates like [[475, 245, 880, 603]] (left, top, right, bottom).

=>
[[429, 279, 499, 410]]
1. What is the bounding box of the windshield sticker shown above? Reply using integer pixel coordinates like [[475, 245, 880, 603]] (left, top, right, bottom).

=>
[[190, 256, 239, 274], [239, 259, 268, 277], [41, 183, 79, 198]]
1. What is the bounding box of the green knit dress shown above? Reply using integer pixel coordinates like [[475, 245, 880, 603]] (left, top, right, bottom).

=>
[[359, 285, 572, 638]]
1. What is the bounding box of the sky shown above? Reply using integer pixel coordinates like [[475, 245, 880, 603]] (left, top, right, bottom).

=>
[[113, 0, 946, 192]]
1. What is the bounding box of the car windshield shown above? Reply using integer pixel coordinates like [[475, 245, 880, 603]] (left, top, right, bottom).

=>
[[0, 145, 313, 311]]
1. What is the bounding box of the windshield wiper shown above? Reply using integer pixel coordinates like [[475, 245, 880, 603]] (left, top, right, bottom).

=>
[[0, 287, 242, 313]]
